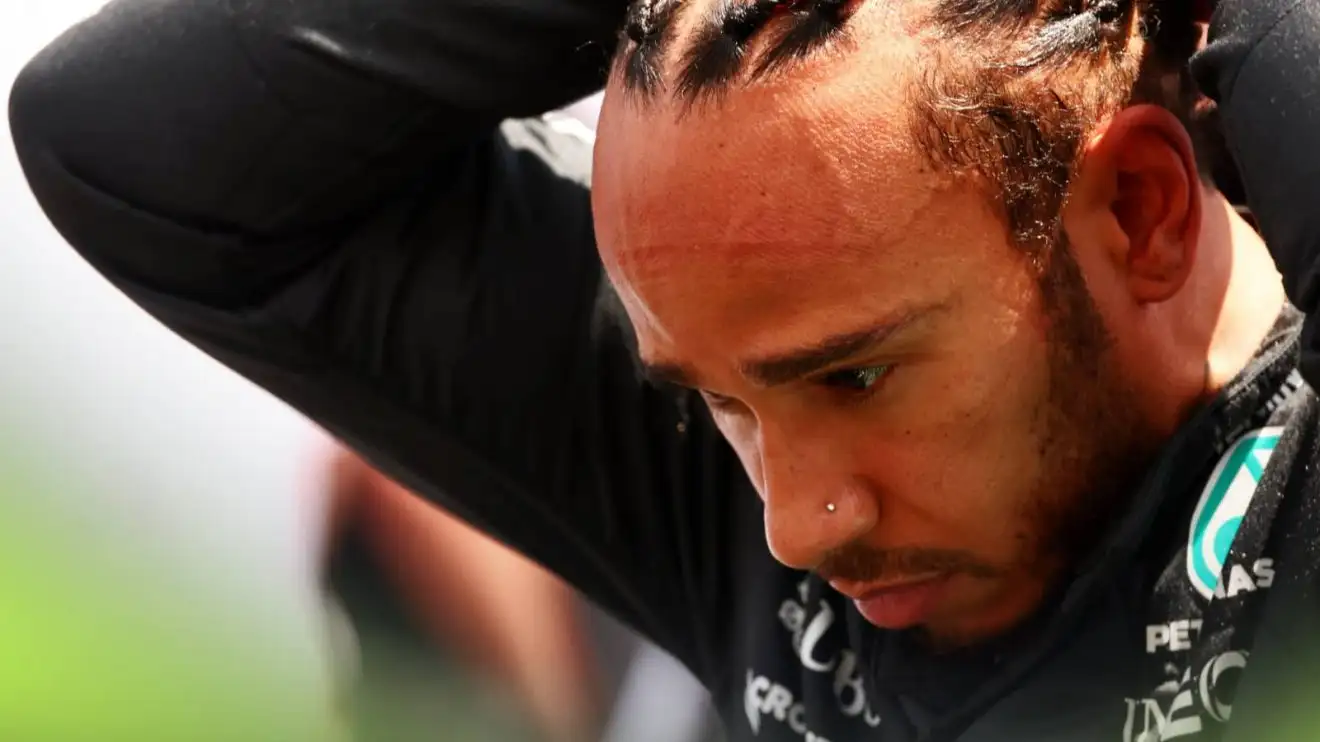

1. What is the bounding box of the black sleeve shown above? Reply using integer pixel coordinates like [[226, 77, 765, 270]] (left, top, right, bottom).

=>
[[1192, 0, 1320, 386], [8, 0, 743, 683]]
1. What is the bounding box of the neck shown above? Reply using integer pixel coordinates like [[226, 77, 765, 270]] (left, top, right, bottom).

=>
[[1197, 191, 1286, 393], [1135, 188, 1284, 437]]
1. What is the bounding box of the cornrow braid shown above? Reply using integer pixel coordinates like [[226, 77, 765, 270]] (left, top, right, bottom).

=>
[[912, 0, 1215, 254], [621, 0, 682, 97], [1013, 0, 1133, 68], [753, 0, 852, 77], [931, 0, 1129, 53], [677, 0, 788, 102], [932, 0, 1036, 35], [613, 0, 858, 105]]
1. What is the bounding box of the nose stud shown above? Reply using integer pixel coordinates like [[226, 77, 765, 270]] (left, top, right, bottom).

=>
[[825, 503, 837, 513]]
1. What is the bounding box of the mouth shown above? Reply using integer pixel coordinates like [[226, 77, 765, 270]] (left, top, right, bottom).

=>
[[830, 574, 952, 630]]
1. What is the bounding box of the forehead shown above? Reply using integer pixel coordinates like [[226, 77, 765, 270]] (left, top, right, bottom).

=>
[[602, 62, 908, 293], [602, 90, 911, 246], [589, 2, 1012, 366], [592, 0, 948, 258]]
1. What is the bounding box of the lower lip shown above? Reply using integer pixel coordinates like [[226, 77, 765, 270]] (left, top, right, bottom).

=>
[[852, 576, 952, 630]]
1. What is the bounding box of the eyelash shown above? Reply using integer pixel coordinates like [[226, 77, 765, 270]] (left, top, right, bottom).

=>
[[699, 364, 894, 410], [817, 364, 893, 400]]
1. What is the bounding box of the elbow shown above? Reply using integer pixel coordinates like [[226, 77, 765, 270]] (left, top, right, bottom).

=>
[[8, 49, 120, 284], [9, 48, 68, 225], [8, 48, 172, 301], [9, 41, 168, 288], [8, 38, 114, 260]]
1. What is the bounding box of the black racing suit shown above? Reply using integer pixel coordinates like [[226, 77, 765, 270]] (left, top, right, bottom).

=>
[[11, 0, 1320, 739]]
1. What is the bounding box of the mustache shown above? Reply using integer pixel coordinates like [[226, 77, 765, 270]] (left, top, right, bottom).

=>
[[814, 545, 1000, 585]]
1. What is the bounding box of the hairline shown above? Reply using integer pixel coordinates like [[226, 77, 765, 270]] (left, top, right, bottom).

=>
[[611, 0, 862, 108]]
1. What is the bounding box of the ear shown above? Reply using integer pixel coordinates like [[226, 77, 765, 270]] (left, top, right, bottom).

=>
[[1065, 104, 1202, 305]]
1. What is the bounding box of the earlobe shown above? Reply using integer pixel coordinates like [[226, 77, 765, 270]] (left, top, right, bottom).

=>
[[1077, 105, 1202, 305]]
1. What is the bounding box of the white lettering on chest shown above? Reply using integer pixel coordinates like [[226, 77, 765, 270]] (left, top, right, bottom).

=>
[[776, 579, 882, 727], [744, 670, 832, 742], [1121, 650, 1249, 741]]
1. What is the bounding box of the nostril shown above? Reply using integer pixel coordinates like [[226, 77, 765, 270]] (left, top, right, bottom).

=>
[[764, 490, 874, 571], [764, 512, 820, 571]]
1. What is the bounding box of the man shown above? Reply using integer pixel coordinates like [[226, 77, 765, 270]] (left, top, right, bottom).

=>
[[9, 0, 1320, 740], [318, 445, 607, 742]]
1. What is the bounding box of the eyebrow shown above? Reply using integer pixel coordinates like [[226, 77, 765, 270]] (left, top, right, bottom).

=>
[[641, 303, 944, 390]]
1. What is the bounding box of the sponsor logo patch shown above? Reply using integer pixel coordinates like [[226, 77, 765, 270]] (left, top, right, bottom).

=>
[[1186, 428, 1282, 599]]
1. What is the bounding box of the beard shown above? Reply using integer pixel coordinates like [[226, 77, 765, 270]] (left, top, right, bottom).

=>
[[1024, 235, 1167, 577]]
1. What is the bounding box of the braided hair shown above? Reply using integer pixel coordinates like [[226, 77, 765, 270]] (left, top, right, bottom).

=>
[[621, 0, 679, 95], [616, 0, 856, 104], [609, 0, 1221, 251], [911, 0, 1213, 252]]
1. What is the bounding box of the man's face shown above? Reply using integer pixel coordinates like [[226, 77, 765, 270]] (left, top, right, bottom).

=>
[[591, 9, 1162, 645]]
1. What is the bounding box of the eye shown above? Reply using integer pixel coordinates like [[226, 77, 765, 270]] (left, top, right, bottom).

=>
[[818, 365, 892, 394]]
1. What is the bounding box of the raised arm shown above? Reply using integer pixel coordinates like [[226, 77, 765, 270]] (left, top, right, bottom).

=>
[[10, 0, 619, 284], [9, 0, 744, 682]]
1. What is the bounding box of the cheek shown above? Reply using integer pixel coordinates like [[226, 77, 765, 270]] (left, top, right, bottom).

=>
[[851, 316, 1054, 547], [711, 410, 767, 498], [892, 305, 1049, 451]]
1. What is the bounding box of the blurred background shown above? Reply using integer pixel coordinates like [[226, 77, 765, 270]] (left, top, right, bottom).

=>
[[0, 2, 717, 740]]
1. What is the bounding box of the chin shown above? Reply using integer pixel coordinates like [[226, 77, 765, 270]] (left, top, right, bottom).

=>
[[918, 572, 1051, 649]]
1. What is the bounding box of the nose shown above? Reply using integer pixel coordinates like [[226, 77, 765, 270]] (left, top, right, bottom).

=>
[[758, 424, 879, 571]]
